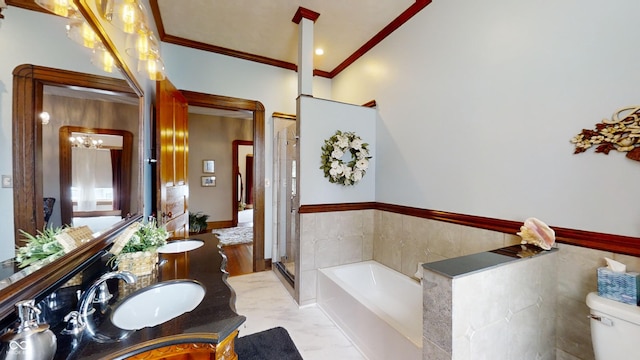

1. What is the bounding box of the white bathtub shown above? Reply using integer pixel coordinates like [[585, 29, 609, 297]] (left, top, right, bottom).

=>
[[317, 260, 422, 360]]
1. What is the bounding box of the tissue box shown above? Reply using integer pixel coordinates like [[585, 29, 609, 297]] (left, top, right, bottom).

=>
[[597, 267, 640, 305]]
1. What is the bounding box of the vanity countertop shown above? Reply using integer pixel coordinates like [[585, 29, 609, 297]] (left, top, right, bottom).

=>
[[53, 232, 245, 360]]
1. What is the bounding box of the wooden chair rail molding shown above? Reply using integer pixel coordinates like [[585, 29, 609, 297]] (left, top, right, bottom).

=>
[[298, 203, 640, 257]]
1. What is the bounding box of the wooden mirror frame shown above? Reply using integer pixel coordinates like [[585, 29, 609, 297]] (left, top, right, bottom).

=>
[[59, 126, 134, 226], [13, 65, 141, 240]]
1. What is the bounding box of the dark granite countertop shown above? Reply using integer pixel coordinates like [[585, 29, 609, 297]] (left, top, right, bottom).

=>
[[423, 244, 558, 278], [53, 232, 245, 360]]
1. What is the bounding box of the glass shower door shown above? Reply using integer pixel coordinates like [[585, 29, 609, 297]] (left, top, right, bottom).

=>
[[274, 122, 297, 286]]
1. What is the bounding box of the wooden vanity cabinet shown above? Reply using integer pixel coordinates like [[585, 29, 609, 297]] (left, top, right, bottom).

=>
[[127, 330, 238, 360]]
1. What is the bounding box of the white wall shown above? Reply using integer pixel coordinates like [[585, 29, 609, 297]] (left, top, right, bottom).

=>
[[298, 96, 376, 205], [332, 0, 640, 237]]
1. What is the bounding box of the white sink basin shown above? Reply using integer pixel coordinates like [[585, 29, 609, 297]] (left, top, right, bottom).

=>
[[111, 280, 206, 330], [157, 240, 204, 253]]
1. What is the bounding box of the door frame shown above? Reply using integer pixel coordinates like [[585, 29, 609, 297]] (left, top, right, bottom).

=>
[[180, 90, 267, 272]]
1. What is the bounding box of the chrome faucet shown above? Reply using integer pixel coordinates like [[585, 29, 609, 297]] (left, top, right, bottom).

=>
[[79, 271, 137, 320], [63, 271, 136, 336]]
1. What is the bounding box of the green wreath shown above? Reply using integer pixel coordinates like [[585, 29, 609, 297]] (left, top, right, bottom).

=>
[[320, 130, 372, 186]]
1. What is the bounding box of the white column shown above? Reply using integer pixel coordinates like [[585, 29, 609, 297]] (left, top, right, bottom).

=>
[[298, 17, 313, 96]]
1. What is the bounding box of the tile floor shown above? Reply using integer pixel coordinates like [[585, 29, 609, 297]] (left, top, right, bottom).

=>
[[227, 270, 367, 360]]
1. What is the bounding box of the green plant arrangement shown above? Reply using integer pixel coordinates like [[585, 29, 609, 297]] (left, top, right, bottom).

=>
[[108, 218, 168, 275], [120, 218, 168, 254], [15, 227, 66, 268], [320, 130, 372, 186], [189, 212, 210, 234]]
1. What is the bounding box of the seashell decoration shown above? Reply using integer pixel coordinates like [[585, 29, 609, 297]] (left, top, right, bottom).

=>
[[517, 217, 556, 250]]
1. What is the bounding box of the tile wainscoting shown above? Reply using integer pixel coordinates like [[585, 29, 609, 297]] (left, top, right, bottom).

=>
[[298, 209, 640, 360]]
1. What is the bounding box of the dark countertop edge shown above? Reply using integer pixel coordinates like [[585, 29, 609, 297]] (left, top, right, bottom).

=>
[[423, 245, 559, 279]]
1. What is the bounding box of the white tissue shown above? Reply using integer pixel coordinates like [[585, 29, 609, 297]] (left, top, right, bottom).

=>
[[605, 257, 627, 273]]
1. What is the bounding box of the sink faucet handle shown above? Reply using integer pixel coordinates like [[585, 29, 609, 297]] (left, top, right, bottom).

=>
[[61, 310, 86, 335], [94, 282, 113, 304]]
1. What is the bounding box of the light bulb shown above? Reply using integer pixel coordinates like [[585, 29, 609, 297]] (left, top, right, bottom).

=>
[[39, 112, 50, 125], [102, 51, 115, 73], [35, 0, 78, 18], [120, 0, 137, 34]]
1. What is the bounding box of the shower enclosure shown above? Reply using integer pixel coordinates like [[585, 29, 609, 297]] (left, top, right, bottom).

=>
[[273, 118, 298, 287]]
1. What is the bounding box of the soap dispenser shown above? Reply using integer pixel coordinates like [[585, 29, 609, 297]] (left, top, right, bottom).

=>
[[0, 300, 57, 360]]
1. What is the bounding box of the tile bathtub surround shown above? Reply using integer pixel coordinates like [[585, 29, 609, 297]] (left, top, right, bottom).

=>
[[422, 246, 558, 360], [227, 270, 366, 360], [295, 208, 640, 359], [373, 210, 522, 279], [299, 210, 374, 304]]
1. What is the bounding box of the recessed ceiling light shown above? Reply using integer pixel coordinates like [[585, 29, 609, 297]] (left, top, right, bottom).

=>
[[315, 48, 324, 56]]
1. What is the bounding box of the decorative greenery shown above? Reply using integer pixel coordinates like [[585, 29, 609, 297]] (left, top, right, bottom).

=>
[[15, 227, 66, 268], [320, 130, 372, 186], [107, 218, 168, 269], [120, 218, 168, 254], [189, 212, 210, 233], [571, 105, 640, 161]]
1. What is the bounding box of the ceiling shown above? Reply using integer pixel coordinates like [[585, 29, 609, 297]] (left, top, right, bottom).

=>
[[16, 0, 431, 116], [151, 0, 430, 77]]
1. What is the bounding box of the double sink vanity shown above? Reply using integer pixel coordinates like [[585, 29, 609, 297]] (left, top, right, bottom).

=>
[[1, 231, 245, 360]]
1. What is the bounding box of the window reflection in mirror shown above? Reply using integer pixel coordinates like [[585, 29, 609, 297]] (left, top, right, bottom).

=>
[[59, 128, 134, 235]]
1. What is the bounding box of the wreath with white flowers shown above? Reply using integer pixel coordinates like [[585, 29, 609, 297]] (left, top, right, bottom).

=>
[[320, 130, 372, 186]]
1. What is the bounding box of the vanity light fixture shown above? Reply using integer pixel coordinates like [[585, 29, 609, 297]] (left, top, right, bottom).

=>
[[125, 26, 160, 61], [103, 0, 146, 34], [142, 52, 165, 81], [34, 0, 78, 18], [66, 15, 99, 49], [69, 135, 103, 148], [91, 44, 115, 73], [39, 112, 50, 125]]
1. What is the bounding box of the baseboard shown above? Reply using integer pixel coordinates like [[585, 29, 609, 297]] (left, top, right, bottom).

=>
[[208, 220, 233, 230]]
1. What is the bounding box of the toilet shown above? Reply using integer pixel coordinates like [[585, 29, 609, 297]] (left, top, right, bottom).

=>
[[586, 292, 640, 360]]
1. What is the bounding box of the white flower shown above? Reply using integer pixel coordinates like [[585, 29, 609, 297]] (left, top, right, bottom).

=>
[[343, 165, 352, 179], [336, 135, 349, 149], [329, 168, 338, 177], [331, 149, 344, 159], [355, 159, 368, 170], [353, 170, 363, 182], [351, 138, 363, 150], [357, 148, 369, 158]]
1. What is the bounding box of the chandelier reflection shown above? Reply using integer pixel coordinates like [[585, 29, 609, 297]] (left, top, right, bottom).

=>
[[69, 135, 103, 148]]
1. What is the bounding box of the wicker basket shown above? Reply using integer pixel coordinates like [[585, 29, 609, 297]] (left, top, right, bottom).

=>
[[116, 251, 158, 277], [61, 273, 83, 288], [118, 273, 156, 298]]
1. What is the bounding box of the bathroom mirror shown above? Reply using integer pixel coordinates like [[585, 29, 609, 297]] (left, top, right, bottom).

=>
[[1, 0, 144, 320], [58, 127, 135, 233]]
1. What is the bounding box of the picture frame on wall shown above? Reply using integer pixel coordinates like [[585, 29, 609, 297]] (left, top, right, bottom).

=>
[[203, 160, 215, 173], [201, 176, 216, 187]]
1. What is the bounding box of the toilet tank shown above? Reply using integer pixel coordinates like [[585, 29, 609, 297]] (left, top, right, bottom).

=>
[[586, 292, 640, 360]]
